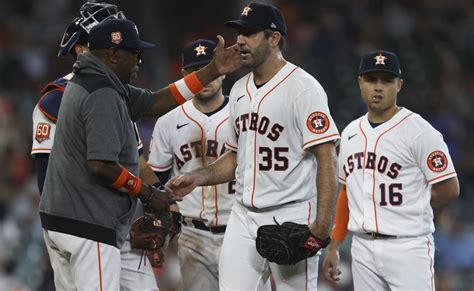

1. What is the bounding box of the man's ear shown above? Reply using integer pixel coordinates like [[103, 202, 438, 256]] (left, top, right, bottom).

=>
[[269, 31, 281, 48], [397, 78, 404, 93], [74, 44, 89, 56]]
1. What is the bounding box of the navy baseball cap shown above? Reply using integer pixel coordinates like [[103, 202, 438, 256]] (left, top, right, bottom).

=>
[[358, 50, 402, 77], [182, 39, 216, 70], [88, 18, 155, 50], [225, 3, 287, 36]]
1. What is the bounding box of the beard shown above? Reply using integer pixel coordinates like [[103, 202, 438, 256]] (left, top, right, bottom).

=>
[[240, 42, 271, 68]]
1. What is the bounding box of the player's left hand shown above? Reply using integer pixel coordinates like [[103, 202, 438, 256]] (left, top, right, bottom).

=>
[[256, 221, 331, 265], [210, 35, 241, 75], [322, 248, 342, 283]]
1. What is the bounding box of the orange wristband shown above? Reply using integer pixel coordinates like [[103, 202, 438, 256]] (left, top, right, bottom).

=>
[[184, 71, 204, 94], [168, 71, 204, 104], [331, 185, 349, 241], [169, 83, 186, 105], [111, 167, 142, 196]]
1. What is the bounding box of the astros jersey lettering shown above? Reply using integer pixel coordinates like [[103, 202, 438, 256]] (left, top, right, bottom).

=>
[[148, 99, 234, 226], [338, 108, 457, 236], [226, 62, 340, 208]]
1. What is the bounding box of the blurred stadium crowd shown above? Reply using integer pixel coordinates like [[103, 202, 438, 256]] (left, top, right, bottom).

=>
[[0, 0, 473, 290]]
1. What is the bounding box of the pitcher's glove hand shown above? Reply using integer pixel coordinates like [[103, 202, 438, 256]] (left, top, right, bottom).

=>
[[256, 221, 331, 265], [130, 212, 172, 268]]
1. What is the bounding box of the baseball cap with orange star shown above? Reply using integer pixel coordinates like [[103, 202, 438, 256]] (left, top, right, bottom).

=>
[[182, 39, 217, 70], [225, 3, 287, 36], [358, 50, 402, 77]]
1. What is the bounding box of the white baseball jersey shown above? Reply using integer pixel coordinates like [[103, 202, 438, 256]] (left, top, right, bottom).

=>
[[226, 62, 340, 208], [148, 99, 234, 226], [32, 105, 57, 155], [31, 74, 74, 156], [338, 107, 457, 236]]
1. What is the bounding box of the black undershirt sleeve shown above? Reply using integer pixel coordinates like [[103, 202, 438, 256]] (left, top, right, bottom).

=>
[[154, 169, 172, 185], [34, 153, 49, 195]]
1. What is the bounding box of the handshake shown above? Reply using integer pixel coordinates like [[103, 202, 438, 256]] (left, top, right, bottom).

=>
[[137, 183, 174, 215]]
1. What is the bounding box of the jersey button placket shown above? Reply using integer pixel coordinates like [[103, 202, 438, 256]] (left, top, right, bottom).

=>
[[243, 121, 255, 203], [362, 132, 376, 231], [363, 168, 375, 229], [251, 93, 258, 111]]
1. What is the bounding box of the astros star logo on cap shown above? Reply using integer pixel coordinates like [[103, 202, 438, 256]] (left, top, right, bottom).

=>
[[242, 6, 252, 16], [194, 44, 207, 56], [374, 53, 388, 65]]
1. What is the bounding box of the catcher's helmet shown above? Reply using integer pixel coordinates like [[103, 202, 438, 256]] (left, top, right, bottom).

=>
[[58, 2, 125, 57]]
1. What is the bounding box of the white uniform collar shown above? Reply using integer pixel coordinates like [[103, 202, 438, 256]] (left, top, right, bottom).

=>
[[362, 107, 413, 132], [249, 62, 297, 92]]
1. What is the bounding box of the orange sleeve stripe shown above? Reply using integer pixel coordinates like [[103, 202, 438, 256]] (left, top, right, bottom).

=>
[[168, 83, 186, 105], [31, 148, 52, 152], [184, 71, 204, 94], [303, 133, 340, 148], [331, 185, 349, 241], [427, 172, 457, 183], [225, 142, 238, 150], [111, 167, 128, 189], [147, 162, 173, 170]]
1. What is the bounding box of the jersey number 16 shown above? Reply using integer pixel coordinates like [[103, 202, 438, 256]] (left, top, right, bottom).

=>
[[379, 183, 403, 206]]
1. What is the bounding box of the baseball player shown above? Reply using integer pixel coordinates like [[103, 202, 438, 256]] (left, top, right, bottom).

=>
[[148, 39, 234, 291], [31, 3, 161, 290], [322, 50, 460, 290], [36, 9, 241, 291], [166, 3, 340, 290]]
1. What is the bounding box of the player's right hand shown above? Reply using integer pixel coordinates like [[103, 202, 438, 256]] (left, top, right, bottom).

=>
[[139, 186, 171, 215], [164, 175, 198, 199], [322, 248, 342, 283], [210, 35, 241, 76]]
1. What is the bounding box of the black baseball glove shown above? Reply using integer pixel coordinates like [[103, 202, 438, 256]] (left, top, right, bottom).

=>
[[256, 221, 330, 265]]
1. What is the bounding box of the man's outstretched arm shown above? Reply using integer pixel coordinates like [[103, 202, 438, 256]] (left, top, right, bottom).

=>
[[165, 150, 237, 199], [145, 35, 241, 117]]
